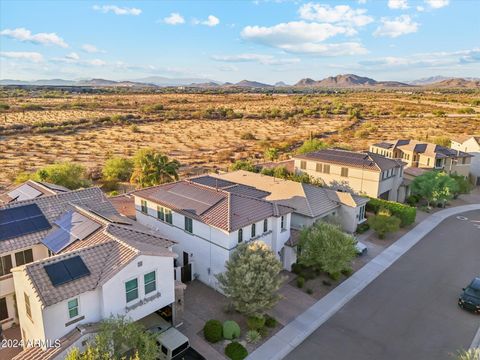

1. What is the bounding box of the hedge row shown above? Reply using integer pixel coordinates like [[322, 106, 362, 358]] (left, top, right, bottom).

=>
[[366, 197, 416, 227]]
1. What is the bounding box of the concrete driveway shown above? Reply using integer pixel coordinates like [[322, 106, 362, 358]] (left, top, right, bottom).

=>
[[286, 210, 480, 360]]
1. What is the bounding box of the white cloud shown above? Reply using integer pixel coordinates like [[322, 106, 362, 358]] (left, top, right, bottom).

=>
[[0, 51, 44, 62], [88, 59, 106, 66], [212, 53, 300, 65], [65, 52, 80, 60], [92, 5, 141, 16], [425, 0, 449, 9], [81, 44, 104, 53], [202, 15, 220, 27], [416, 5, 425, 11], [388, 0, 409, 9], [358, 0, 367, 4], [298, 3, 373, 27], [0, 28, 68, 47], [163, 13, 185, 25], [373, 15, 419, 38], [279, 42, 368, 56]]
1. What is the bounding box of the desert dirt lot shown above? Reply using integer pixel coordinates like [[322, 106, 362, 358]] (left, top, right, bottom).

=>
[[0, 91, 479, 191]]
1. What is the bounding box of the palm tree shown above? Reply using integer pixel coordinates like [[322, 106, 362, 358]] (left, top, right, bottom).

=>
[[455, 349, 480, 360], [130, 148, 180, 188]]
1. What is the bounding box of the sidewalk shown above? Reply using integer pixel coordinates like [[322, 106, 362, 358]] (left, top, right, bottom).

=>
[[247, 203, 480, 360]]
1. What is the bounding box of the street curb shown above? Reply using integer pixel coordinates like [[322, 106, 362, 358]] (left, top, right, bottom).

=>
[[470, 326, 480, 349], [247, 204, 480, 360]]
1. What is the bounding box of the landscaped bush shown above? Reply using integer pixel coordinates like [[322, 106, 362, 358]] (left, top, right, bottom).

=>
[[203, 319, 223, 343], [356, 222, 370, 234], [328, 272, 341, 281], [223, 320, 241, 340], [225, 342, 248, 360], [341, 268, 353, 277], [406, 194, 420, 206], [366, 197, 416, 227], [247, 316, 265, 331], [296, 276, 305, 288], [368, 214, 401, 239], [264, 315, 277, 328], [246, 330, 262, 344]]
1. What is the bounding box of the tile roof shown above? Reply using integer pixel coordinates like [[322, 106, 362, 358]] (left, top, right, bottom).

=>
[[109, 193, 136, 219], [14, 224, 175, 307], [133, 177, 293, 232], [294, 149, 403, 171], [451, 135, 480, 145], [0, 180, 69, 205], [0, 187, 118, 253], [372, 139, 472, 158]]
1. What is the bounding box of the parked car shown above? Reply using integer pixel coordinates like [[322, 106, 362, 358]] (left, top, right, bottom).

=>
[[458, 277, 480, 314], [355, 241, 368, 256]]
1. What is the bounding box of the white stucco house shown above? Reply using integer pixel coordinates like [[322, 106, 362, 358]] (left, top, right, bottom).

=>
[[132, 176, 294, 290], [451, 135, 480, 185]]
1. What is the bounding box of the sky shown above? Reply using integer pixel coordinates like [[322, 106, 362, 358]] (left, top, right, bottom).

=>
[[0, 0, 479, 83]]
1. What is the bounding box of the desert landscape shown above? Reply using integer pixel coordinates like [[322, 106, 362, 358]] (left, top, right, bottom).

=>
[[0, 87, 479, 191]]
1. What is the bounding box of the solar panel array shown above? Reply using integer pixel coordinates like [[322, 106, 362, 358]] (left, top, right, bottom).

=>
[[44, 255, 91, 287], [7, 184, 43, 202], [0, 204, 51, 241], [41, 210, 101, 253]]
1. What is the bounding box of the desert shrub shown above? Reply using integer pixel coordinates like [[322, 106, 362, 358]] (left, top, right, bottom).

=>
[[21, 104, 44, 111], [457, 107, 475, 114], [354, 129, 370, 139], [432, 109, 446, 117], [368, 214, 401, 239], [296, 276, 305, 288], [230, 160, 258, 172], [246, 330, 262, 344], [432, 136, 451, 147], [240, 132, 256, 140], [203, 320, 223, 343], [102, 157, 134, 182], [0, 103, 10, 110], [247, 316, 265, 331], [296, 138, 327, 154], [264, 315, 277, 328], [366, 198, 416, 226], [356, 222, 370, 234], [264, 147, 279, 161], [225, 342, 248, 360], [223, 320, 241, 340], [100, 180, 119, 192]]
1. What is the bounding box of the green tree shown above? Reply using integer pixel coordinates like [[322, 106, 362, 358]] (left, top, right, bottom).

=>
[[66, 316, 156, 360], [368, 211, 401, 239], [296, 138, 327, 155], [411, 171, 459, 207], [230, 160, 258, 172], [102, 157, 134, 182], [15, 162, 90, 190], [298, 222, 357, 278], [264, 147, 279, 161], [216, 241, 284, 317], [450, 174, 473, 195], [130, 148, 180, 188]]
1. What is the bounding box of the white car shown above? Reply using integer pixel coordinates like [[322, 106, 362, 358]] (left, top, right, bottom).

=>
[[355, 241, 368, 256]]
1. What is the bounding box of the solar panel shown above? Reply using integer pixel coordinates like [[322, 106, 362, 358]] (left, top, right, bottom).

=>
[[41, 228, 76, 253], [0, 204, 51, 241], [44, 255, 90, 287], [8, 184, 42, 202], [54, 210, 101, 241]]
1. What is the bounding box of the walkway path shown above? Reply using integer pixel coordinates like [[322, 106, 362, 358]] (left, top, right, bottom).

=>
[[247, 203, 480, 360]]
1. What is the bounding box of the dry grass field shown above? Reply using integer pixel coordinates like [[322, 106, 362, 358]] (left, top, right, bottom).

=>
[[0, 90, 479, 191]]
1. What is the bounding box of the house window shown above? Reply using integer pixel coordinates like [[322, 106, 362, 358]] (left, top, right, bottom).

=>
[[300, 160, 307, 170], [358, 205, 366, 220], [340, 167, 349, 177], [315, 163, 322, 172], [184, 217, 193, 233], [15, 249, 33, 266], [323, 164, 330, 174], [157, 206, 164, 221], [68, 298, 79, 319], [238, 228, 243, 243], [165, 209, 173, 224], [141, 200, 148, 214], [24, 293, 32, 320], [125, 279, 138, 303], [281, 216, 285, 230], [251, 223, 256, 238], [0, 255, 12, 276], [462, 157, 467, 164], [263, 219, 268, 233], [144, 271, 156, 294], [435, 158, 442, 168], [0, 297, 8, 321]]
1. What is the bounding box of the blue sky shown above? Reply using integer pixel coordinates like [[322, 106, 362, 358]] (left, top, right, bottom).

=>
[[0, 0, 479, 83]]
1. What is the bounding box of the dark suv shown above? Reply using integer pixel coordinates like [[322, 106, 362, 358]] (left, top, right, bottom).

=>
[[458, 277, 480, 314]]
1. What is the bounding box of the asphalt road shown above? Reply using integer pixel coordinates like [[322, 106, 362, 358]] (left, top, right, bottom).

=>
[[286, 210, 480, 360]]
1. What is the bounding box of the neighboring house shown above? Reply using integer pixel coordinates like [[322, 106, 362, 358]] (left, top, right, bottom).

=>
[[0, 180, 69, 205], [11, 224, 177, 359], [293, 149, 407, 202], [451, 135, 480, 185], [212, 170, 368, 233], [370, 139, 472, 177], [132, 176, 294, 290]]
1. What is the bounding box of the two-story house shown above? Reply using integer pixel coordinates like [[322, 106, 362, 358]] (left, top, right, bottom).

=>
[[132, 176, 294, 290], [370, 139, 472, 178], [11, 224, 176, 359], [293, 149, 407, 202], [451, 135, 480, 185]]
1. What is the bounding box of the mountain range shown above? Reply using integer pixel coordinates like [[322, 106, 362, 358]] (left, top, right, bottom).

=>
[[1, 74, 479, 88]]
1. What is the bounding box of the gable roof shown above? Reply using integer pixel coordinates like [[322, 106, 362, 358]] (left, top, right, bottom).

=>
[[0, 180, 69, 205], [213, 170, 368, 218], [132, 177, 293, 232], [372, 139, 472, 158], [294, 149, 403, 171], [451, 135, 480, 145]]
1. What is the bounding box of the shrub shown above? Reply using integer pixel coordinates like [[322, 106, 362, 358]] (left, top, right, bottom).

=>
[[296, 138, 327, 155], [368, 214, 401, 239], [240, 132, 256, 140], [223, 320, 240, 340], [264, 315, 277, 328], [246, 330, 262, 344], [406, 195, 420, 206], [291, 263, 302, 274], [366, 197, 416, 226], [329, 272, 341, 281], [225, 342, 248, 360], [356, 222, 370, 234], [306, 288, 313, 295], [341, 268, 353, 277], [230, 160, 258, 172], [457, 107, 475, 114], [203, 320, 223, 343], [102, 157, 134, 182], [450, 174, 473, 194], [247, 316, 265, 331], [296, 276, 305, 288]]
